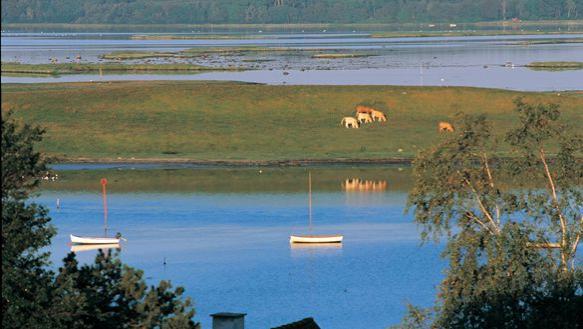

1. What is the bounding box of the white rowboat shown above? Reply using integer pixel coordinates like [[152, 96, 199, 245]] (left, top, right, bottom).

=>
[[70, 234, 120, 245], [290, 235, 343, 244]]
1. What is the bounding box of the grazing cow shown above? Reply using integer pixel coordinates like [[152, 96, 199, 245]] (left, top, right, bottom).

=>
[[355, 105, 374, 114], [356, 112, 373, 123], [438, 121, 455, 132], [370, 110, 387, 122], [341, 117, 360, 128]]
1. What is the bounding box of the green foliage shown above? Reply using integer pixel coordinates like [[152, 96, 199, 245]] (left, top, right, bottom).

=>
[[2, 112, 56, 329], [1, 114, 198, 328], [53, 251, 199, 329], [1, 111, 47, 200], [2, 0, 583, 24], [406, 99, 583, 328], [390, 304, 435, 329]]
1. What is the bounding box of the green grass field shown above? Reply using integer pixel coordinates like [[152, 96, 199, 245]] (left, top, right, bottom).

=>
[[2, 81, 582, 162]]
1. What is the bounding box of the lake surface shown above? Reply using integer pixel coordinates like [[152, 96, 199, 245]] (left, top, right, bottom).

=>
[[37, 166, 445, 329], [2, 32, 583, 90]]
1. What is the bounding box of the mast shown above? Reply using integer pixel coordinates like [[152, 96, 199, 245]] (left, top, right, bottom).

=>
[[308, 171, 312, 232], [101, 178, 108, 237]]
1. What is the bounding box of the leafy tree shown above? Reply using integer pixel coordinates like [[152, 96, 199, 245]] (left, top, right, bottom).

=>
[[1, 113, 199, 329], [2, 112, 56, 329], [390, 304, 436, 329], [405, 99, 582, 328], [53, 251, 199, 329]]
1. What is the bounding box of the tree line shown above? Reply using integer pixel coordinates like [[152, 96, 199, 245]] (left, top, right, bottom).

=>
[[2, 0, 582, 25]]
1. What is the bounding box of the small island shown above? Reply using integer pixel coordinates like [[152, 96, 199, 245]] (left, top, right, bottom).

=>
[[1, 62, 241, 75], [525, 61, 583, 71], [312, 53, 372, 59]]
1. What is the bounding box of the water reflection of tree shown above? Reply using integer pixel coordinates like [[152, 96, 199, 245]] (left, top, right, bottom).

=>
[[403, 99, 582, 328]]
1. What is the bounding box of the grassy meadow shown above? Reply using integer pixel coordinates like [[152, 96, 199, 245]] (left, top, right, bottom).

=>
[[2, 81, 582, 162]]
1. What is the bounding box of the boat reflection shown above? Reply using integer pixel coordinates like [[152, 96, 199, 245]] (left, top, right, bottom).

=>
[[290, 242, 343, 258], [70, 243, 121, 253], [342, 178, 387, 192], [290, 242, 343, 249]]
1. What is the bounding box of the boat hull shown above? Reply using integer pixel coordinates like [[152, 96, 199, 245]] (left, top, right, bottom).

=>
[[70, 234, 120, 245], [289, 235, 343, 244], [71, 243, 120, 252]]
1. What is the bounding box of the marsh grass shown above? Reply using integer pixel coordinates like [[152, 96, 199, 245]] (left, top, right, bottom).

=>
[[370, 30, 583, 38], [0, 62, 239, 75], [312, 53, 372, 59], [99, 51, 182, 60], [525, 61, 583, 71]]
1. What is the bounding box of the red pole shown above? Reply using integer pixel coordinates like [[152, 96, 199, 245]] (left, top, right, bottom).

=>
[[101, 178, 108, 236]]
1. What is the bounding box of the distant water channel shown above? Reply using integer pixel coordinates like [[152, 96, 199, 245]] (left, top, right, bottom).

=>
[[37, 166, 445, 329], [2, 32, 583, 90]]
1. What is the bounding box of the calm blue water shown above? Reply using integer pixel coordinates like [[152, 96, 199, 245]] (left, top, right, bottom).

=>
[[36, 168, 445, 329], [2, 32, 582, 90]]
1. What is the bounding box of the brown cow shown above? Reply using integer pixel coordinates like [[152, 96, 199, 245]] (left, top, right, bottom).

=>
[[371, 110, 387, 122], [355, 105, 374, 114], [438, 121, 455, 132]]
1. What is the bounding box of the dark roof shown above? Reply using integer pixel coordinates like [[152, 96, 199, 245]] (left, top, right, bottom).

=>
[[210, 312, 246, 318], [271, 317, 320, 329]]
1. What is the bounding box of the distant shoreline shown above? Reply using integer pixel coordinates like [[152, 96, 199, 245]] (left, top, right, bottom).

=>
[[3, 20, 583, 33], [48, 156, 583, 168], [50, 157, 414, 167]]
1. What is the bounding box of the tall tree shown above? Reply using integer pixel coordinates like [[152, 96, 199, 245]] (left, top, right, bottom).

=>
[[2, 112, 56, 329], [406, 99, 582, 328]]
